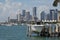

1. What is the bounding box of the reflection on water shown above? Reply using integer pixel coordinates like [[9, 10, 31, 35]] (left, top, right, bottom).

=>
[[0, 25, 60, 40], [28, 37, 60, 40]]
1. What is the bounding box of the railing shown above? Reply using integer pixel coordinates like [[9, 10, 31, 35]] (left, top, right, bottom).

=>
[[41, 20, 60, 24]]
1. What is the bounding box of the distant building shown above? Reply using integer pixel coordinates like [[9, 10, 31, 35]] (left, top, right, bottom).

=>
[[9, 19, 18, 23], [50, 9, 58, 20], [20, 15, 24, 22], [17, 14, 24, 23], [33, 7, 37, 17], [8, 17, 17, 23], [17, 14, 21, 22], [33, 7, 37, 21], [46, 13, 50, 20], [24, 11, 31, 21], [8, 17, 10, 23], [41, 11, 46, 20], [22, 10, 26, 17]]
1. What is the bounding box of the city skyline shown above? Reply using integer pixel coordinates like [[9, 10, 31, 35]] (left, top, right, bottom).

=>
[[0, 0, 60, 22], [41, 9, 58, 21]]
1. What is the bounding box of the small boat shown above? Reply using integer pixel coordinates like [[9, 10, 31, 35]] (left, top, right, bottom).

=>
[[31, 24, 45, 33], [5, 23, 13, 26], [27, 23, 45, 37]]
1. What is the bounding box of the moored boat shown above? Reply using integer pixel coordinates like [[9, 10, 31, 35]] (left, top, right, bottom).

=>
[[31, 24, 45, 33]]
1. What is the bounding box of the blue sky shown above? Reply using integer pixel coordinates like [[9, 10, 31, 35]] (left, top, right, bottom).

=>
[[0, 0, 60, 22]]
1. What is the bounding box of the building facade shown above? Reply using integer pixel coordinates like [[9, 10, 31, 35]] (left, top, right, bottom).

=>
[[50, 9, 58, 20], [24, 11, 32, 21], [17, 14, 21, 22], [41, 11, 46, 20], [33, 7, 38, 21], [33, 7, 37, 17], [46, 13, 50, 20], [22, 10, 26, 17]]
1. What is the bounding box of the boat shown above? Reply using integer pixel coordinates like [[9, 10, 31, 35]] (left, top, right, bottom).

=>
[[30, 24, 45, 33], [27, 23, 45, 36], [5, 23, 13, 26]]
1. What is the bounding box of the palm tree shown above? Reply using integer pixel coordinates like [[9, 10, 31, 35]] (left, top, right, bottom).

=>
[[53, 0, 60, 7]]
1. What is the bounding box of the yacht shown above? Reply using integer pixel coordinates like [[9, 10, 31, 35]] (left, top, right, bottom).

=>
[[30, 24, 45, 33]]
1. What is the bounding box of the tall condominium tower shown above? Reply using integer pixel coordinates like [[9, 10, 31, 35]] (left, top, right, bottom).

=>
[[33, 7, 37, 17], [22, 10, 26, 17], [41, 11, 46, 20], [8, 17, 10, 23], [46, 13, 50, 20], [25, 11, 31, 21], [33, 7, 38, 21], [17, 14, 21, 22], [50, 9, 58, 20]]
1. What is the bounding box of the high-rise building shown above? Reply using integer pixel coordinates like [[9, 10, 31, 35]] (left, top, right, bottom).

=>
[[24, 11, 31, 21], [17, 14, 21, 21], [8, 17, 10, 23], [33, 7, 37, 17], [46, 13, 50, 20], [50, 9, 58, 20], [22, 10, 26, 17], [20, 15, 24, 22], [33, 7, 38, 21], [41, 11, 46, 20]]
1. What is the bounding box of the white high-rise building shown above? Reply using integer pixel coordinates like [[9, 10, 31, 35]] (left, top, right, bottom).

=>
[[17, 14, 21, 22]]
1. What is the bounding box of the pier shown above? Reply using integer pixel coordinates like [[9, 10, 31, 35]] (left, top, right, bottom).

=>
[[27, 20, 60, 37]]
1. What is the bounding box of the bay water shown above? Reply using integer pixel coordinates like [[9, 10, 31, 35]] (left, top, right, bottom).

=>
[[0, 25, 60, 40]]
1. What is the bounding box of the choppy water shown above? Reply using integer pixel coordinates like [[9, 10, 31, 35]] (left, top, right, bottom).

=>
[[0, 25, 60, 40]]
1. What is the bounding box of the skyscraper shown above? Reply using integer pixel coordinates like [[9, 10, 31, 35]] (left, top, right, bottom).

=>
[[17, 14, 21, 22], [46, 13, 50, 20], [8, 17, 10, 23], [54, 9, 58, 20], [50, 9, 58, 20], [25, 11, 31, 21], [22, 10, 26, 17], [41, 11, 46, 20], [33, 7, 37, 17], [33, 7, 38, 21]]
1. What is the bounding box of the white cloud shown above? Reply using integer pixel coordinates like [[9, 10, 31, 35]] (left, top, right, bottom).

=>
[[38, 5, 49, 13], [0, 2, 3, 8], [12, 2, 22, 9], [0, 0, 22, 22], [16, 9, 21, 14]]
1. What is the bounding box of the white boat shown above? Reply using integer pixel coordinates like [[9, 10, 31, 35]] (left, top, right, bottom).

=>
[[5, 23, 13, 26], [12, 23, 18, 26], [30, 24, 45, 33]]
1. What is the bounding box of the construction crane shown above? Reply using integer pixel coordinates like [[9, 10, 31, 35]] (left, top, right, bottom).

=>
[[53, 0, 60, 7]]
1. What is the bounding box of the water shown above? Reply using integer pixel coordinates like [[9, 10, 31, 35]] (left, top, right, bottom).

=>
[[0, 25, 60, 40]]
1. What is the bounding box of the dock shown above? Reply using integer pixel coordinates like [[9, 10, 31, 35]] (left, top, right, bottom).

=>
[[27, 20, 60, 37]]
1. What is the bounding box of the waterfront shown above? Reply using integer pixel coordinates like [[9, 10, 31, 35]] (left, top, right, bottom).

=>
[[0, 25, 60, 40]]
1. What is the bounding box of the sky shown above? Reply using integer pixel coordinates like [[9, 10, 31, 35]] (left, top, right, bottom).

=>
[[0, 0, 60, 22]]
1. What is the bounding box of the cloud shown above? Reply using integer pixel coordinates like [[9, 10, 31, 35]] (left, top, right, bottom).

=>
[[0, 0, 22, 22], [38, 5, 49, 13], [0, 2, 3, 15], [0, 2, 3, 8]]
